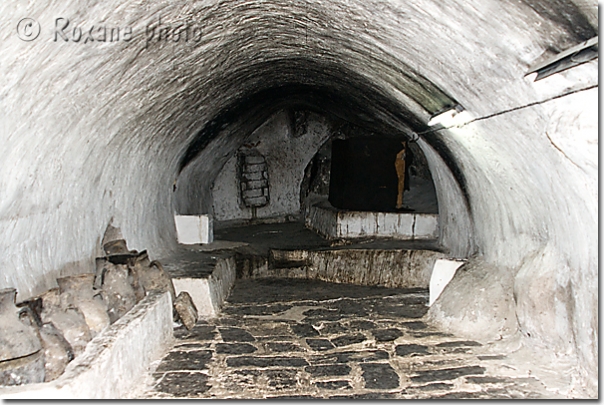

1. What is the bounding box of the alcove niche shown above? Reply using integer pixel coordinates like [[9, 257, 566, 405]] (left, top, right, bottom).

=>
[[208, 109, 441, 244]]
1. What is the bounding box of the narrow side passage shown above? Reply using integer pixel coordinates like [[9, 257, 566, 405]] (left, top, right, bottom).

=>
[[136, 278, 557, 399]]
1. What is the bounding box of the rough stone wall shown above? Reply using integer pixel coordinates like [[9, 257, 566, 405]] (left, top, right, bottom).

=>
[[211, 111, 331, 223], [0, 0, 597, 395]]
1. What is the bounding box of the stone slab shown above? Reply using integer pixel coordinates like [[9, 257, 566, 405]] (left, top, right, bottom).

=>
[[175, 215, 214, 245], [171, 255, 237, 317], [269, 248, 447, 289]]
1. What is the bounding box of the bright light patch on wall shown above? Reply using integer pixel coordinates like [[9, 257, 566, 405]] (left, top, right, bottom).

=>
[[429, 258, 466, 306], [428, 105, 469, 127]]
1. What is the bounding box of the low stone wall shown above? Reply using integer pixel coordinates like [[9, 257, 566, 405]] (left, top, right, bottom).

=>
[[306, 203, 439, 240], [267, 248, 447, 289], [0, 291, 173, 399], [172, 255, 237, 317]]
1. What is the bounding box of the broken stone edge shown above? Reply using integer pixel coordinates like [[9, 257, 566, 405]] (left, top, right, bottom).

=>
[[0, 291, 174, 399], [172, 255, 237, 318]]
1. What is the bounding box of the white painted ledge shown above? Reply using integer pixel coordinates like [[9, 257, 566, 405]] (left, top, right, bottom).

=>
[[172, 255, 237, 318], [305, 202, 438, 240], [267, 248, 448, 289], [0, 291, 174, 399], [175, 214, 214, 244]]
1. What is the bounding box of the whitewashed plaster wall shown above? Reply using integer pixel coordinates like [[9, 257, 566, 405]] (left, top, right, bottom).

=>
[[211, 111, 331, 223], [0, 0, 597, 395], [427, 83, 598, 396], [416, 139, 475, 259]]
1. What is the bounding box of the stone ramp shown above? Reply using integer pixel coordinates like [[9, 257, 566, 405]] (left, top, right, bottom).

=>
[[136, 278, 556, 399]]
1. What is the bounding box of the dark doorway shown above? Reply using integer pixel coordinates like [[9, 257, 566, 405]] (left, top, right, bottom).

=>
[[329, 138, 407, 212]]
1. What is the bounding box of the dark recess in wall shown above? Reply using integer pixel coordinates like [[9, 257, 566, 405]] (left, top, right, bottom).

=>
[[329, 138, 403, 212], [177, 56, 472, 217]]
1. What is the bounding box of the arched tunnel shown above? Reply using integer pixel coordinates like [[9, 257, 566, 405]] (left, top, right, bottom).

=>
[[0, 0, 598, 399]]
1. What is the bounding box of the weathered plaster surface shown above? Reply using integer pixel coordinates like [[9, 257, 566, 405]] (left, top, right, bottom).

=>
[[428, 85, 598, 394], [211, 111, 331, 223]]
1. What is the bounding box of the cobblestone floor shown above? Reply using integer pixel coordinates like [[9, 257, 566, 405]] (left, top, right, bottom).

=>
[[137, 278, 560, 399]]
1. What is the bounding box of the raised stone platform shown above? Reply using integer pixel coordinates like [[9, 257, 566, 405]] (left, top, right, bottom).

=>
[[305, 201, 439, 240], [160, 244, 241, 318], [161, 221, 446, 317]]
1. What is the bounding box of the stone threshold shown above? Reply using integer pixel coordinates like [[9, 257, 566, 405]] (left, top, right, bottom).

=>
[[266, 248, 448, 289], [0, 291, 173, 399]]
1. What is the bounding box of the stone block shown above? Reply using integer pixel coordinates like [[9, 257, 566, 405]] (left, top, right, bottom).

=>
[[218, 327, 256, 342], [429, 259, 465, 306], [242, 163, 267, 173], [241, 171, 264, 181], [427, 258, 518, 342], [215, 343, 257, 354], [315, 380, 351, 390], [244, 155, 265, 165], [330, 333, 366, 347], [372, 328, 403, 342], [226, 356, 308, 368], [171, 256, 236, 318], [305, 202, 426, 240], [305, 338, 335, 351], [174, 215, 213, 245], [243, 196, 268, 207], [414, 214, 439, 239], [361, 363, 400, 389], [242, 188, 264, 199], [304, 364, 350, 376], [395, 344, 429, 357], [246, 180, 268, 189], [174, 291, 198, 330]]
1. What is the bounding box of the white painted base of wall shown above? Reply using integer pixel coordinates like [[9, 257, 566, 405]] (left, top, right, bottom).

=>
[[429, 259, 465, 306], [172, 255, 237, 317], [305, 202, 439, 240], [0, 291, 173, 399], [175, 215, 214, 244]]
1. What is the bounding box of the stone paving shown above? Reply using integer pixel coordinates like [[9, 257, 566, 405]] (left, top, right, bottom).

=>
[[138, 278, 558, 399]]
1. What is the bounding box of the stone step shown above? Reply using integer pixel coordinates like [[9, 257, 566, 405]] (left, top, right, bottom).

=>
[[160, 249, 238, 318], [266, 248, 447, 289], [161, 242, 446, 317]]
